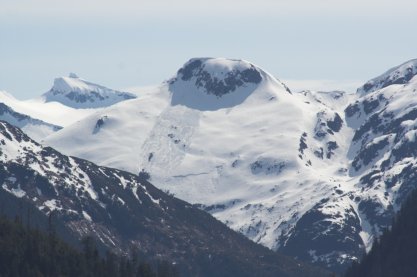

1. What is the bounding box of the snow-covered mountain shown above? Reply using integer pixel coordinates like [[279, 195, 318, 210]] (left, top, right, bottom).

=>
[[43, 57, 355, 271], [8, 57, 417, 272], [0, 120, 328, 277], [0, 74, 136, 140], [0, 102, 61, 141], [42, 73, 136, 108], [357, 59, 417, 95], [344, 60, 417, 244]]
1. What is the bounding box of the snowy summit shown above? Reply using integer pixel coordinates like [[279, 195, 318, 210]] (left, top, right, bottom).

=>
[[357, 59, 417, 95], [42, 73, 136, 109], [169, 57, 291, 110]]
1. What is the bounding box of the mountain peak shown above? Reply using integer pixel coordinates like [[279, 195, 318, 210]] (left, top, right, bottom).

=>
[[357, 59, 417, 95], [68, 72, 79, 78], [43, 75, 136, 109], [169, 57, 290, 110], [174, 57, 263, 97]]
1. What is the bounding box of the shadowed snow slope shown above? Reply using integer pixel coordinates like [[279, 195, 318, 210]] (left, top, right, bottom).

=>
[[0, 90, 97, 128], [0, 102, 61, 141], [43, 58, 417, 272]]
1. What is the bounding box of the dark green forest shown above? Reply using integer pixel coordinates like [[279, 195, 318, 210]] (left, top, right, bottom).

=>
[[345, 188, 417, 277], [0, 215, 178, 277]]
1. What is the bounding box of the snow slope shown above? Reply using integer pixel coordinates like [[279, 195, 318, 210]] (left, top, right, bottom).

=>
[[0, 90, 98, 127], [0, 102, 61, 141], [0, 120, 329, 277]]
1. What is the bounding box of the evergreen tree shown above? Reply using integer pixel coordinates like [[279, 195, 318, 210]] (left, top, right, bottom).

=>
[[0, 214, 177, 277], [345, 188, 417, 277]]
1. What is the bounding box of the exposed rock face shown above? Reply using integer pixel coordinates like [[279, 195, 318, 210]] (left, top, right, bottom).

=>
[[175, 58, 263, 97], [357, 59, 417, 95]]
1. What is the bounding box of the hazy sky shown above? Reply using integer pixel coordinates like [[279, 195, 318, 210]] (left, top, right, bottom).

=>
[[1, 0, 417, 98]]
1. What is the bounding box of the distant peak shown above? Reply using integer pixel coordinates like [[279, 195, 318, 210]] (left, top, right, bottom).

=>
[[43, 75, 136, 109], [358, 59, 417, 95]]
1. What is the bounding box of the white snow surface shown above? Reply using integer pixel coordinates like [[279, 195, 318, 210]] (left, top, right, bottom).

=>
[[0, 90, 98, 127], [0, 101, 62, 141]]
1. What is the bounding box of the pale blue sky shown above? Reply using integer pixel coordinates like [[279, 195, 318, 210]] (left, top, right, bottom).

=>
[[1, 0, 416, 98]]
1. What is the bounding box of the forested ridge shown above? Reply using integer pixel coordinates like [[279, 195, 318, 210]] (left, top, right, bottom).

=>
[[345, 187, 417, 277], [0, 214, 178, 277]]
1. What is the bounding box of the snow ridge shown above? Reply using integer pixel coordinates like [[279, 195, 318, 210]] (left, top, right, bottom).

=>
[[43, 73, 136, 108], [358, 59, 417, 95], [0, 102, 61, 141]]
